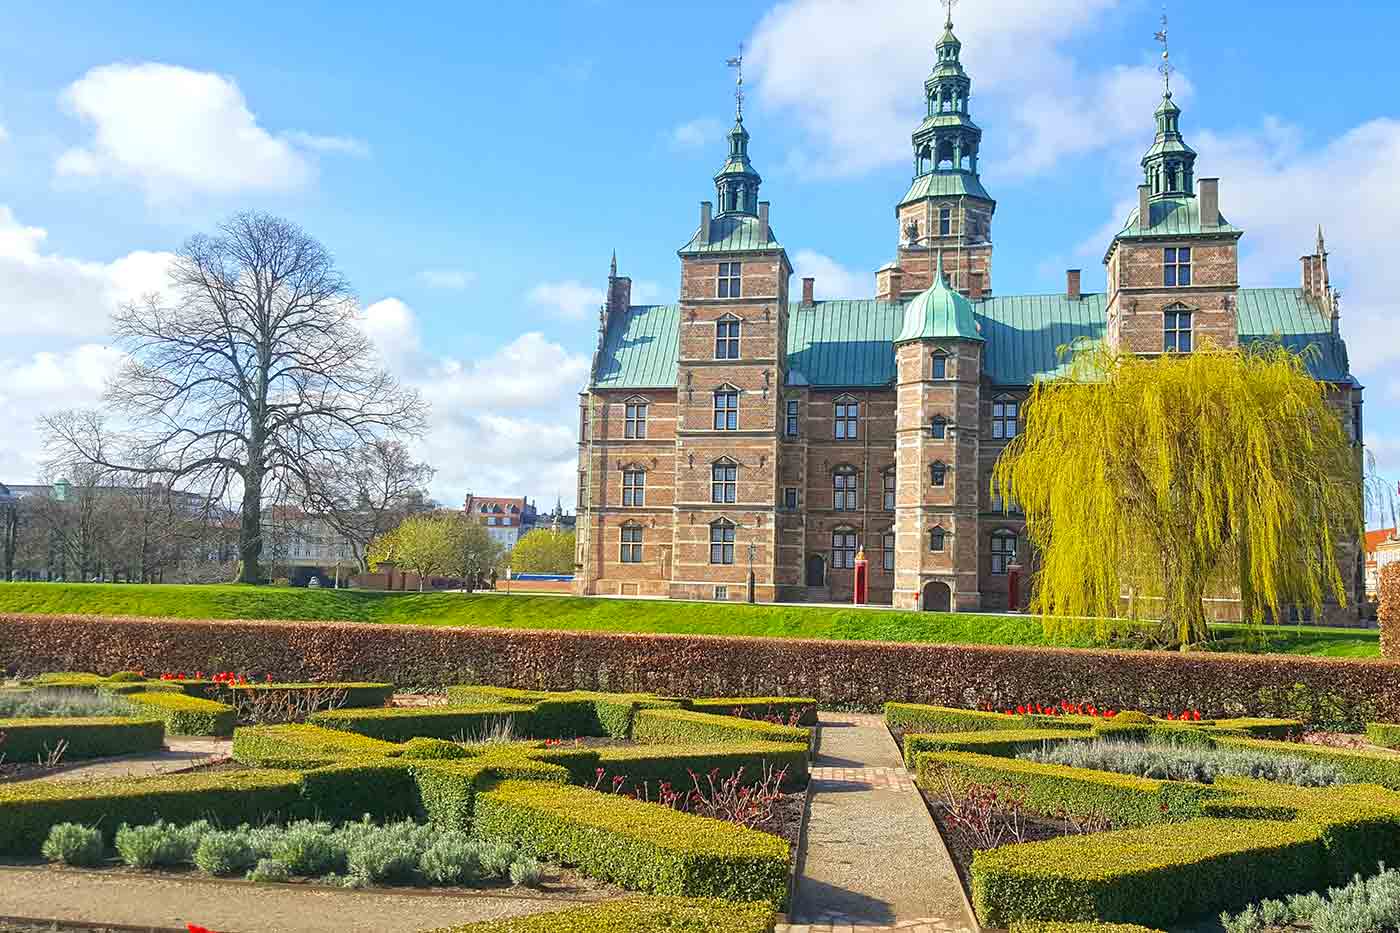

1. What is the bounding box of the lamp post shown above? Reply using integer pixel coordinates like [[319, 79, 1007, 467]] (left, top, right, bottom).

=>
[[747, 539, 757, 604]]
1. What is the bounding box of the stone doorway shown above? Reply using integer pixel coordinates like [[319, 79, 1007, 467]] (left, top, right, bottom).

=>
[[922, 580, 952, 612]]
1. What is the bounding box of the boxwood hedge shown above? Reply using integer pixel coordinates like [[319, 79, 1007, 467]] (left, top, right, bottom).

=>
[[0, 716, 164, 762], [226, 681, 394, 708], [232, 723, 403, 768], [595, 741, 810, 791], [120, 691, 236, 736], [1364, 722, 1400, 750], [688, 696, 818, 726], [903, 728, 1088, 767], [427, 896, 775, 933], [307, 704, 535, 742], [631, 707, 810, 749]]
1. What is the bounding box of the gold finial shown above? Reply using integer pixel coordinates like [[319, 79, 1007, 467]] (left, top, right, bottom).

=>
[[1154, 7, 1173, 96], [941, 0, 958, 29], [725, 43, 745, 120]]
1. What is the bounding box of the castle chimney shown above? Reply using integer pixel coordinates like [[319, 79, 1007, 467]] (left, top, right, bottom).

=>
[[757, 201, 770, 244], [801, 277, 815, 306], [1066, 269, 1082, 301], [1199, 178, 1220, 228], [700, 201, 712, 244], [1138, 185, 1152, 232], [607, 264, 632, 316]]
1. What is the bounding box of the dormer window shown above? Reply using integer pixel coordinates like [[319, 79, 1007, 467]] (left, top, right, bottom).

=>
[[715, 316, 740, 358], [1164, 247, 1191, 287], [718, 262, 742, 299]]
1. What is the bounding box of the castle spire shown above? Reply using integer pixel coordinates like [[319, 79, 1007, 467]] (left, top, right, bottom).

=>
[[714, 43, 762, 216], [905, 0, 986, 193], [1140, 9, 1197, 200]]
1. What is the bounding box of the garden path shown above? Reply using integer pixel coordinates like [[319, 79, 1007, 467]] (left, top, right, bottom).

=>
[[777, 713, 974, 933], [0, 866, 604, 932], [40, 737, 233, 782]]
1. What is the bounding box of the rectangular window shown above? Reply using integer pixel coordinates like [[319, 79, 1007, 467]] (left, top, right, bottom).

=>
[[939, 207, 952, 237], [932, 354, 948, 379], [717, 261, 742, 298], [785, 399, 800, 436], [714, 585, 729, 600], [832, 532, 858, 570], [882, 532, 895, 572], [713, 390, 739, 430], [622, 470, 645, 507], [1164, 247, 1192, 287], [783, 487, 799, 510], [624, 401, 648, 438], [715, 319, 740, 359], [711, 463, 737, 504], [991, 534, 1017, 575], [834, 471, 858, 511], [834, 400, 859, 439], [991, 399, 1019, 439], [883, 472, 896, 511], [931, 462, 947, 487], [1164, 310, 1193, 353], [931, 416, 947, 440], [620, 525, 642, 563], [710, 524, 735, 564]]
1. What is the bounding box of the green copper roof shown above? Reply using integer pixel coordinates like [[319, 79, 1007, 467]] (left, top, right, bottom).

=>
[[679, 214, 781, 255], [896, 254, 983, 344], [1113, 196, 1241, 243], [589, 288, 1351, 390], [899, 170, 993, 206]]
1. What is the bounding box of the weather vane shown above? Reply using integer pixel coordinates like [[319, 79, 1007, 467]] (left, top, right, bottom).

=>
[[725, 43, 745, 119], [941, 0, 958, 29], [1154, 8, 1173, 95]]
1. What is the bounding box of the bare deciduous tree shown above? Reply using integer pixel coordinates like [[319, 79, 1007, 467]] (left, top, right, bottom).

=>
[[42, 212, 426, 584], [302, 439, 435, 572]]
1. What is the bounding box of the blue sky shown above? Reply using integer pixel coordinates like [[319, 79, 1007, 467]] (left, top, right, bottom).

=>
[[1, 0, 1397, 516]]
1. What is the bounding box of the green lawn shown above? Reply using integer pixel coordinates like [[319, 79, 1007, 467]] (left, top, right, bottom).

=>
[[0, 582, 1381, 658]]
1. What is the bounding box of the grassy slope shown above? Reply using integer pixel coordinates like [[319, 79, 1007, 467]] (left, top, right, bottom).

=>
[[0, 583, 1380, 658]]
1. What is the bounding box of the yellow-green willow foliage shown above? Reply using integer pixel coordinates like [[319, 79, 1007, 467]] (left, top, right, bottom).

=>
[[992, 341, 1361, 647]]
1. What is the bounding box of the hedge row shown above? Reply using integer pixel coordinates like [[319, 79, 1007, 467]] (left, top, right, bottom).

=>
[[903, 728, 1087, 767], [227, 681, 394, 708], [1011, 924, 1166, 933], [1212, 735, 1400, 790], [631, 708, 811, 749], [427, 896, 775, 933], [120, 691, 236, 737], [7, 613, 1400, 725], [232, 724, 404, 768], [686, 696, 818, 726], [596, 742, 810, 790], [1381, 563, 1399, 660], [1366, 723, 1400, 749], [308, 704, 536, 742], [0, 716, 164, 762], [473, 779, 790, 907]]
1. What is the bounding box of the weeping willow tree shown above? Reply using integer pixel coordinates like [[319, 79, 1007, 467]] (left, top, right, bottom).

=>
[[993, 341, 1362, 647]]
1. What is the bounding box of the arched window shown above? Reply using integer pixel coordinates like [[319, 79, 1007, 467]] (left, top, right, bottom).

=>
[[622, 468, 645, 507], [833, 466, 859, 511], [620, 523, 643, 563], [991, 396, 1018, 440], [623, 397, 649, 438], [930, 415, 948, 440], [1164, 305, 1192, 353], [831, 529, 858, 569], [990, 530, 1018, 575], [882, 468, 896, 511], [709, 520, 736, 565], [713, 387, 739, 430], [834, 395, 860, 439], [929, 525, 947, 552], [711, 460, 738, 504], [931, 351, 949, 380], [715, 314, 741, 357], [930, 461, 948, 487], [882, 530, 896, 572]]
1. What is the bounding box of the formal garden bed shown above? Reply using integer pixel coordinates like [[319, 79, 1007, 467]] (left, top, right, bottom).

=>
[[888, 700, 1400, 930]]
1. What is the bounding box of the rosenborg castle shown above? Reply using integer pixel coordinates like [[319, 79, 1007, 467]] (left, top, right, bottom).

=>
[[571, 18, 1362, 614]]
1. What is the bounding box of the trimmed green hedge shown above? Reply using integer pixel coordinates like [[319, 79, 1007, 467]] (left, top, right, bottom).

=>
[[688, 696, 818, 726], [474, 779, 790, 906], [0, 716, 164, 762], [120, 691, 235, 736], [1011, 923, 1166, 933], [886, 703, 1094, 735], [231, 724, 402, 768], [917, 750, 1219, 826], [972, 817, 1326, 928], [632, 708, 810, 750], [1214, 735, 1400, 790], [300, 758, 422, 823], [0, 770, 304, 854], [446, 686, 684, 738], [1365, 722, 1400, 749], [307, 704, 535, 742], [425, 896, 775, 932], [1210, 718, 1305, 739], [902, 728, 1087, 767], [596, 741, 810, 791], [227, 681, 394, 709], [412, 757, 571, 830]]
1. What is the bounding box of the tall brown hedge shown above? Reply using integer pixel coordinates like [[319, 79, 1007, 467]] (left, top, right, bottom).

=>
[[2, 612, 1398, 726], [1381, 562, 1400, 661]]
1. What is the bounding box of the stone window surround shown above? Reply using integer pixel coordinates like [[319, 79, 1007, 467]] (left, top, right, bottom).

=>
[[623, 396, 649, 439], [715, 313, 742, 359], [1164, 303, 1193, 354], [622, 467, 646, 507], [929, 525, 948, 552], [711, 459, 738, 504], [990, 528, 1018, 575], [833, 465, 860, 511], [620, 522, 643, 563], [930, 460, 948, 487], [709, 519, 736, 565], [931, 350, 951, 380], [717, 262, 743, 299], [713, 385, 740, 430], [834, 394, 860, 440], [881, 468, 896, 511], [991, 395, 1019, 440], [831, 527, 858, 570]]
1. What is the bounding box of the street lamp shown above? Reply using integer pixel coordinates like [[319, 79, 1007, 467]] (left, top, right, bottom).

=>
[[747, 539, 757, 604]]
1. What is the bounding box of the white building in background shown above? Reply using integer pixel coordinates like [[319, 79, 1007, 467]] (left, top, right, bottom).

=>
[[1368, 528, 1400, 600], [463, 495, 539, 549]]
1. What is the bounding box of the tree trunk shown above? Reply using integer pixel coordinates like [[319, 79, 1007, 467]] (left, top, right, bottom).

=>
[[240, 468, 264, 584]]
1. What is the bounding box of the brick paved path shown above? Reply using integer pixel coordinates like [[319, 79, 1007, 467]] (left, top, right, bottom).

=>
[[776, 713, 974, 933]]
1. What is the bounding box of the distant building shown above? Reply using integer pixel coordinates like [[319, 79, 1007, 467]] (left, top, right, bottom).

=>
[[464, 495, 538, 549], [1367, 528, 1400, 600], [264, 506, 357, 585]]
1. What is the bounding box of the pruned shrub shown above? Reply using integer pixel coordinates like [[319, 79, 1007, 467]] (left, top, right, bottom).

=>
[[1367, 723, 1400, 750], [1019, 739, 1344, 787], [41, 823, 104, 867], [193, 830, 258, 876], [247, 858, 291, 882], [120, 691, 236, 737], [115, 821, 208, 869], [427, 896, 776, 933], [1382, 563, 1400, 661], [401, 737, 472, 760], [419, 831, 482, 885], [270, 821, 345, 876], [509, 856, 545, 888]]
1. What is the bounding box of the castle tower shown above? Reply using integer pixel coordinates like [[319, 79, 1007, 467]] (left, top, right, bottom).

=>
[[879, 8, 996, 301], [1104, 23, 1242, 354], [893, 253, 984, 611], [670, 71, 792, 602]]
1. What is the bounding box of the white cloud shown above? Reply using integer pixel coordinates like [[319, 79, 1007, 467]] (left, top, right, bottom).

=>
[[0, 205, 174, 340], [527, 280, 605, 321], [55, 63, 361, 199], [671, 118, 724, 150], [792, 249, 865, 299], [748, 0, 1153, 177], [0, 344, 126, 484], [360, 298, 423, 370], [418, 269, 475, 290]]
